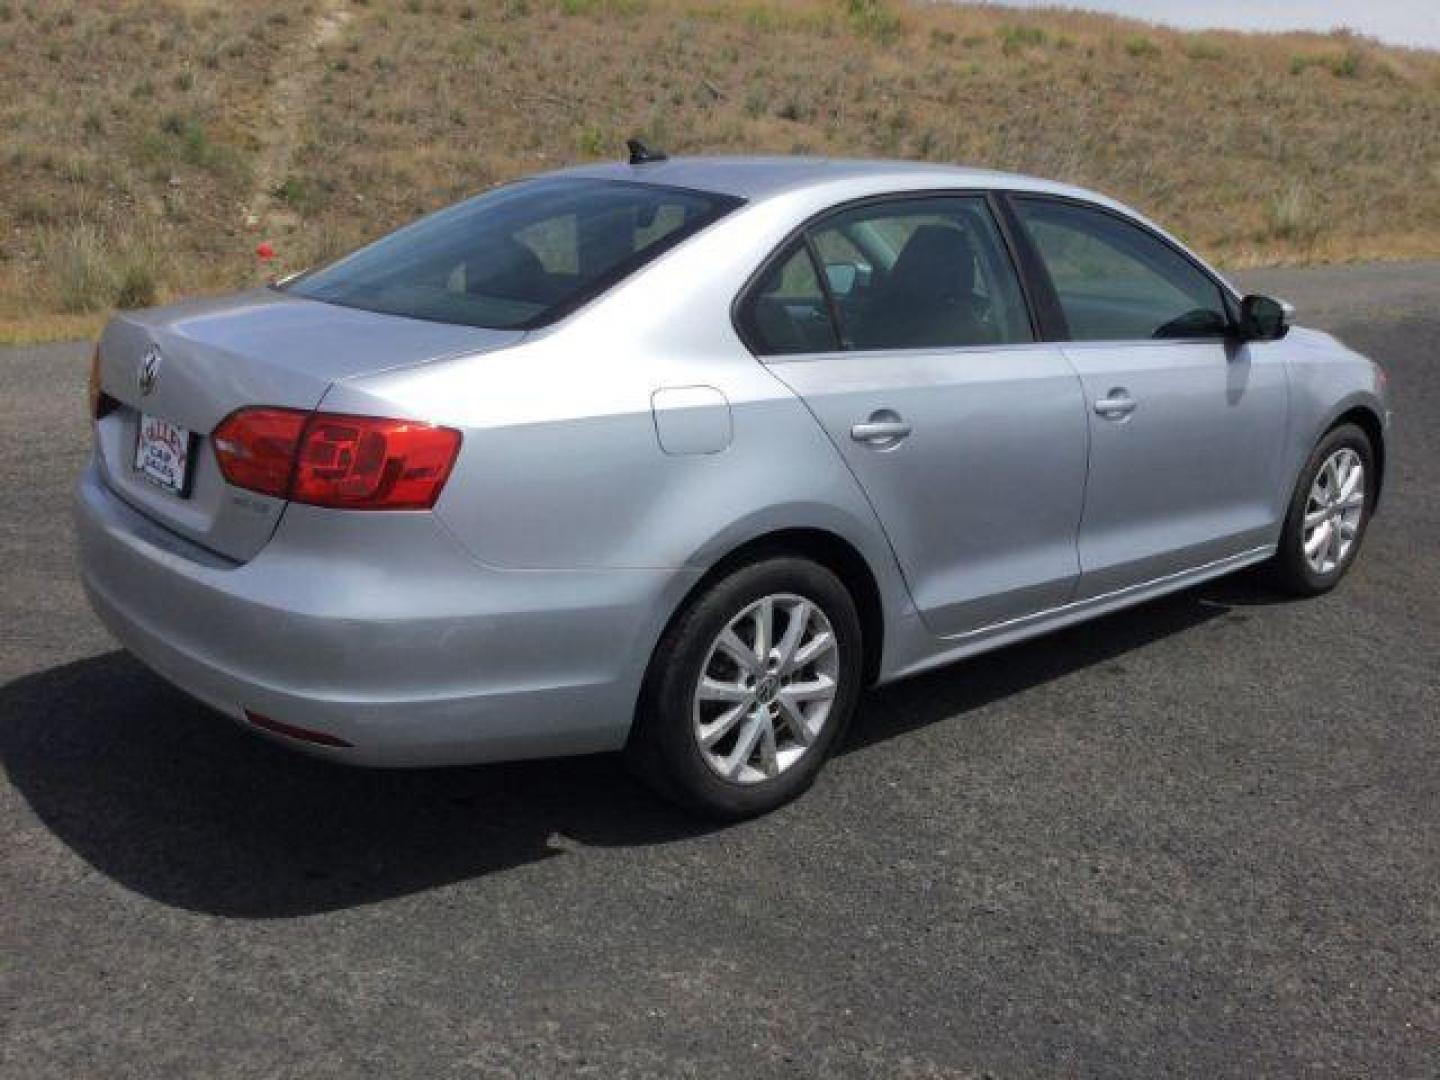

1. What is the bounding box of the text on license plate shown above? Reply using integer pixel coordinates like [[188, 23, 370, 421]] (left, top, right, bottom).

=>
[[134, 413, 192, 495]]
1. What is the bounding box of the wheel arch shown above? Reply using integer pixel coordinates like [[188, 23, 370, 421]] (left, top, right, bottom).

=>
[[666, 526, 889, 688]]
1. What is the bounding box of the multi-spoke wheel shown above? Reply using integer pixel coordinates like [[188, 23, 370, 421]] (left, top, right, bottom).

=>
[[1269, 424, 1376, 596], [1301, 447, 1365, 575], [693, 594, 839, 784], [627, 557, 862, 819]]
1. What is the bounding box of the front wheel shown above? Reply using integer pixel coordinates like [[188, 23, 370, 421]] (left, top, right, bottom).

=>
[[1267, 423, 1376, 596], [626, 557, 864, 820]]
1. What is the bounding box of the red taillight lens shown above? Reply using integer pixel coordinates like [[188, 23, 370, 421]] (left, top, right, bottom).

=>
[[88, 344, 101, 419], [212, 408, 461, 510], [87, 344, 119, 420], [213, 408, 308, 498], [292, 415, 461, 509]]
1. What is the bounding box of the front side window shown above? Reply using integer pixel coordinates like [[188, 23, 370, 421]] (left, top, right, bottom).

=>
[[285, 179, 741, 330], [1012, 198, 1229, 341], [810, 196, 1034, 351]]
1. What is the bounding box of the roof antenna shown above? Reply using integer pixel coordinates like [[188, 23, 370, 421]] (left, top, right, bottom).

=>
[[626, 138, 667, 165]]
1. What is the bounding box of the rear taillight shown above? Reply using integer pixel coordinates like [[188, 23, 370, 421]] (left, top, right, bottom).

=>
[[88, 344, 100, 418], [87, 344, 117, 420], [213, 408, 461, 510], [290, 414, 461, 510], [213, 408, 308, 498]]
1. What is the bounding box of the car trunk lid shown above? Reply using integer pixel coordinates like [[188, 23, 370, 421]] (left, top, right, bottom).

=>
[[94, 288, 520, 562]]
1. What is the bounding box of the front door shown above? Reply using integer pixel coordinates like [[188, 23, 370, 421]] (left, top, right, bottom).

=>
[[1009, 196, 1291, 598]]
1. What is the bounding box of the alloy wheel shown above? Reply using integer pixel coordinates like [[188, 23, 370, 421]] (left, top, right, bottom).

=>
[[691, 593, 840, 784], [1302, 446, 1365, 575]]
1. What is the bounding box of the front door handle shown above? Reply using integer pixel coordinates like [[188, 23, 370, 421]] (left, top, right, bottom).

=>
[[850, 412, 912, 446], [1094, 390, 1137, 420]]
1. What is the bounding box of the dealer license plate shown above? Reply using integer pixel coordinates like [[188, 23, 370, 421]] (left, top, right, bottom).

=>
[[134, 413, 193, 495]]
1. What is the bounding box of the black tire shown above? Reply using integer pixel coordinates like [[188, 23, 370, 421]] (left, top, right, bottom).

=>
[[1266, 423, 1376, 596], [626, 557, 864, 820]]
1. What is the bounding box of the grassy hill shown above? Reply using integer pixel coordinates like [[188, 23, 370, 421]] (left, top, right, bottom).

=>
[[2, 0, 1438, 341]]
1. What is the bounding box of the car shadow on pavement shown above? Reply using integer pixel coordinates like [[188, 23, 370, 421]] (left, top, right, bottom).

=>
[[847, 574, 1261, 753], [0, 577, 1258, 918], [0, 652, 713, 918]]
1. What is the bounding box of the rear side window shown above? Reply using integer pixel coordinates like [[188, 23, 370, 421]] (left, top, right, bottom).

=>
[[1012, 198, 1229, 341], [738, 194, 1033, 356], [811, 196, 1033, 350], [284, 179, 741, 330]]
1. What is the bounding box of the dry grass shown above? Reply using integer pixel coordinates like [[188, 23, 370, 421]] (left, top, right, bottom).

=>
[[3, 0, 1439, 341], [0, 0, 295, 335]]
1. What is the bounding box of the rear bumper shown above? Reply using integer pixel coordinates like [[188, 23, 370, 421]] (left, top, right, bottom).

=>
[[74, 458, 692, 766]]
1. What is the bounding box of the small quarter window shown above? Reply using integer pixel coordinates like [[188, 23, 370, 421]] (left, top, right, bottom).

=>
[[1013, 198, 1229, 341], [739, 242, 840, 355]]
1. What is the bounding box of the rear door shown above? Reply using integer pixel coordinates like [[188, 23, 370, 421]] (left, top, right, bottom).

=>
[[741, 194, 1089, 638], [1007, 196, 1291, 597]]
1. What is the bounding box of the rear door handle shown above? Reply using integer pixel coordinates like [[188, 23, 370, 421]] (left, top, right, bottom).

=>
[[1094, 390, 1137, 419], [850, 415, 912, 445]]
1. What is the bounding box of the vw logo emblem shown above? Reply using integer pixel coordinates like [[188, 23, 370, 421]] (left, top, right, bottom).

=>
[[138, 346, 162, 396]]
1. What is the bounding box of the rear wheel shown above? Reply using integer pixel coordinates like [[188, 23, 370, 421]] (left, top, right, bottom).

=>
[[627, 557, 863, 819], [1267, 423, 1375, 596]]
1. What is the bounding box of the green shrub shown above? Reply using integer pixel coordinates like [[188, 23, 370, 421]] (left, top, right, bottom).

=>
[[1181, 37, 1224, 61], [45, 223, 158, 313], [137, 114, 242, 178], [1124, 35, 1160, 59], [273, 175, 329, 216], [114, 258, 158, 309], [997, 24, 1046, 55], [846, 0, 900, 44], [1266, 184, 1318, 243], [1292, 48, 1363, 78], [1331, 48, 1362, 77], [574, 123, 607, 156]]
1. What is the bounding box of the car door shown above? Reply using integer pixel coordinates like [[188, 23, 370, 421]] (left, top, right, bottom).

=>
[[1007, 196, 1291, 599], [737, 194, 1089, 638]]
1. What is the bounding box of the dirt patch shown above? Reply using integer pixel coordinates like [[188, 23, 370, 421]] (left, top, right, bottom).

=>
[[242, 1, 352, 242]]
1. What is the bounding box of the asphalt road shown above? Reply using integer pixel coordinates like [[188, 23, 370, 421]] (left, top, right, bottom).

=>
[[3, 265, 1437, 1078]]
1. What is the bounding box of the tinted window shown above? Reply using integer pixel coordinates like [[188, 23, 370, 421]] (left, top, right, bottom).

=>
[[740, 242, 840, 355], [1013, 198, 1228, 341], [810, 196, 1033, 351], [285, 179, 740, 330]]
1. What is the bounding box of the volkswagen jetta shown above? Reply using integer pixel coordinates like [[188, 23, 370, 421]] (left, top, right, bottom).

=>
[[76, 153, 1390, 817]]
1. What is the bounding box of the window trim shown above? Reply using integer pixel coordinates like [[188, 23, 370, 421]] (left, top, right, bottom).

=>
[[802, 233, 847, 349], [731, 189, 1041, 358], [1000, 192, 1240, 345]]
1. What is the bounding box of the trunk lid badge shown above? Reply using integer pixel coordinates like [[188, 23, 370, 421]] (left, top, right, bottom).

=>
[[138, 346, 162, 396]]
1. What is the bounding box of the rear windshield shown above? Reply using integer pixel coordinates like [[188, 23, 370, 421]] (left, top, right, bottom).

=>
[[282, 178, 742, 330]]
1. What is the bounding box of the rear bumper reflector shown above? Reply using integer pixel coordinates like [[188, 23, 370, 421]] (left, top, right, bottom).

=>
[[245, 709, 354, 748]]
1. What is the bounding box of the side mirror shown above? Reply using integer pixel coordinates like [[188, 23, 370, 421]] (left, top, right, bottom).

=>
[[1237, 294, 1294, 341]]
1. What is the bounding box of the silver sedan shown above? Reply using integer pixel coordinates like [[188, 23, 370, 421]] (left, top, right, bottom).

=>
[[75, 152, 1390, 817]]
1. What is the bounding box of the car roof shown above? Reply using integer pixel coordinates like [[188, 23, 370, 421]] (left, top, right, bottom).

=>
[[549, 155, 1095, 203]]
